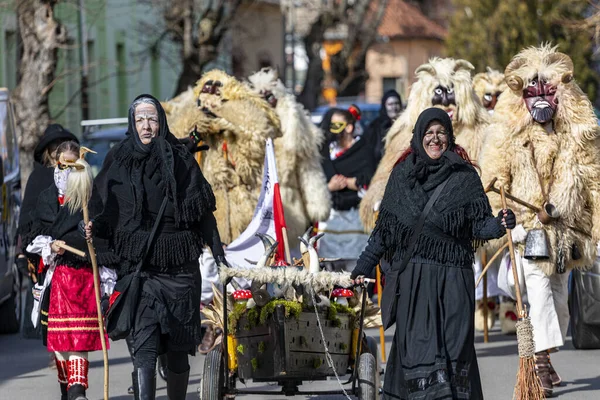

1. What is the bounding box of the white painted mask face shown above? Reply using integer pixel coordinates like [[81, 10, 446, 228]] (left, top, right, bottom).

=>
[[54, 166, 71, 196]]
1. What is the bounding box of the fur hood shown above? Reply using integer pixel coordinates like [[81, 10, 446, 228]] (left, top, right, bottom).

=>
[[480, 45, 600, 275], [359, 57, 490, 230]]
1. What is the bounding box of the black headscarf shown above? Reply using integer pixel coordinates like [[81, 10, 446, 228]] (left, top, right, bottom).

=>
[[407, 107, 464, 189], [378, 89, 402, 119], [109, 94, 216, 229]]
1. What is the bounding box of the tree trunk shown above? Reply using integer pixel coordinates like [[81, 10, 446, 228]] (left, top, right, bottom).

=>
[[174, 59, 203, 95], [11, 0, 67, 189]]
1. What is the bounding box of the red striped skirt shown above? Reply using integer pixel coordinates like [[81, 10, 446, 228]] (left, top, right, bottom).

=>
[[47, 265, 109, 352]]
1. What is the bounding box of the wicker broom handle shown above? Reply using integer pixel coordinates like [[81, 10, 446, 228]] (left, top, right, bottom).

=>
[[500, 186, 525, 318]]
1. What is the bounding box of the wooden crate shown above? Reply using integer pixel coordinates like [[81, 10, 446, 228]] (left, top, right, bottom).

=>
[[234, 304, 353, 381]]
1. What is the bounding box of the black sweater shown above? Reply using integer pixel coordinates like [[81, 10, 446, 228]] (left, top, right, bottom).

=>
[[321, 137, 377, 211]]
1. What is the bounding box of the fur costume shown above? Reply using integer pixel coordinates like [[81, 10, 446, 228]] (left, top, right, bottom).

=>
[[473, 67, 507, 113], [359, 58, 490, 229], [480, 45, 600, 276], [164, 70, 281, 244], [246, 68, 331, 254]]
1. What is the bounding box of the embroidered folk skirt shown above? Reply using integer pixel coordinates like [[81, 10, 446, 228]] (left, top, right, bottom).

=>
[[46, 265, 107, 352], [383, 260, 483, 400]]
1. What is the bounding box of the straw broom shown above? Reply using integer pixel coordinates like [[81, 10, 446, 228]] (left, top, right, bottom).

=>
[[500, 187, 544, 400], [64, 148, 109, 400]]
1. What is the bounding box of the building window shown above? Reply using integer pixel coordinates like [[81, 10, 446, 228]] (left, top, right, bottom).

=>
[[382, 77, 407, 103], [150, 49, 161, 98], [4, 31, 17, 90], [87, 40, 96, 119], [116, 42, 127, 114]]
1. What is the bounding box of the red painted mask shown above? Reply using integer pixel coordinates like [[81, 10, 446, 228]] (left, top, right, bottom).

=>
[[523, 76, 557, 124]]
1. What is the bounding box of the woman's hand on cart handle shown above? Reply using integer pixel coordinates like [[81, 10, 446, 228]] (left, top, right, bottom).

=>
[[351, 275, 374, 286]]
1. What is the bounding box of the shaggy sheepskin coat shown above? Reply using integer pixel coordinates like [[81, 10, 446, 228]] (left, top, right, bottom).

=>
[[473, 67, 507, 112], [247, 68, 331, 254], [359, 58, 490, 230], [164, 69, 281, 244], [479, 45, 600, 276]]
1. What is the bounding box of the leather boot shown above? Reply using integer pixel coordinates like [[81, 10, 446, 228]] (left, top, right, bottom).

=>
[[157, 353, 168, 382], [60, 383, 68, 400], [126, 335, 136, 395], [199, 325, 219, 354], [535, 351, 554, 397], [67, 384, 87, 400], [134, 367, 156, 400], [548, 354, 562, 386], [166, 368, 190, 400]]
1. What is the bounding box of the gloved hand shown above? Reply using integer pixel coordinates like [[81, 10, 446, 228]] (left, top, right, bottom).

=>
[[78, 219, 94, 239], [497, 209, 516, 230], [216, 254, 231, 268], [101, 294, 110, 315]]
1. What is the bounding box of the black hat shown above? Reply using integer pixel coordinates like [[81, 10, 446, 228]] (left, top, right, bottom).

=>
[[34, 124, 79, 163]]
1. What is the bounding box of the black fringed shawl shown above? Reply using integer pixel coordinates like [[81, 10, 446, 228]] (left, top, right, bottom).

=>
[[352, 108, 505, 277], [25, 185, 119, 269], [92, 94, 222, 275]]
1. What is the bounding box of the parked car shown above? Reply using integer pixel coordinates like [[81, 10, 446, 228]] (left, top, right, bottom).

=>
[[0, 88, 22, 334], [310, 102, 381, 134], [80, 118, 127, 176]]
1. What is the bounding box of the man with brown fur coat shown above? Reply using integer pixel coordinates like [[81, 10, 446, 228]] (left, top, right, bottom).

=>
[[479, 45, 600, 396], [246, 68, 331, 256], [359, 57, 490, 231], [164, 69, 282, 353]]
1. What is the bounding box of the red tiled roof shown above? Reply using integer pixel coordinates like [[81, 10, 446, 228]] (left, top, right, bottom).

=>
[[378, 0, 447, 40]]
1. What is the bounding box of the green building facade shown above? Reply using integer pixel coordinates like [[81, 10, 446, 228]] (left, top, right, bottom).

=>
[[0, 0, 231, 135]]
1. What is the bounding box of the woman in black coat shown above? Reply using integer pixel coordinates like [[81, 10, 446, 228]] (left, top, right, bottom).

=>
[[352, 108, 516, 399], [87, 94, 226, 399]]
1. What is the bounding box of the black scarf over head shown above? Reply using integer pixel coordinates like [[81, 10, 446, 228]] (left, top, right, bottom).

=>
[[407, 107, 465, 189], [109, 94, 216, 230], [374, 108, 494, 267]]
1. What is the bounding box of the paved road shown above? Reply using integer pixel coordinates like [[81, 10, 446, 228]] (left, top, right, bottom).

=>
[[1, 325, 599, 399]]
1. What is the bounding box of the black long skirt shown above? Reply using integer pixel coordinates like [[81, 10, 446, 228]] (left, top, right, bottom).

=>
[[382, 261, 483, 400], [132, 261, 202, 355]]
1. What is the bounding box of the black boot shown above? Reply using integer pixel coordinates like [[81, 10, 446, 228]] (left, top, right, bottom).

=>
[[166, 368, 190, 400], [60, 383, 68, 400], [157, 353, 168, 382], [126, 335, 136, 395], [135, 367, 156, 400], [67, 384, 88, 400]]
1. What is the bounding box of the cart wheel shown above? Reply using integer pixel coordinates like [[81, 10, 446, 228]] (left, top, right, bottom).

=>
[[365, 336, 383, 375], [357, 352, 378, 400], [200, 347, 225, 400]]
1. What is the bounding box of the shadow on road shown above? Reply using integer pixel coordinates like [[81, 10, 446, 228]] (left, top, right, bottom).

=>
[[556, 375, 600, 397]]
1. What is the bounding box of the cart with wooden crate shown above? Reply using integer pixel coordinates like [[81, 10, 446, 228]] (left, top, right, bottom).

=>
[[200, 272, 379, 400]]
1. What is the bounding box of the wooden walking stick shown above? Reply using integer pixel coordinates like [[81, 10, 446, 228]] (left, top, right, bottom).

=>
[[64, 148, 109, 400], [376, 264, 386, 362], [500, 187, 544, 400], [481, 251, 489, 343]]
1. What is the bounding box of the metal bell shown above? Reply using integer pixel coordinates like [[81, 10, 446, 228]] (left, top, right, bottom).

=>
[[524, 229, 551, 260]]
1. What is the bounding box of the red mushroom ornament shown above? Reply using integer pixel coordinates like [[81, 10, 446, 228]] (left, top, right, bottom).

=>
[[232, 289, 254, 308], [331, 288, 354, 306]]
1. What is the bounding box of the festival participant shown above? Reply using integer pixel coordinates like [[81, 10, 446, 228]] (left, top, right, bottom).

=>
[[86, 94, 226, 399], [359, 58, 489, 231], [352, 108, 515, 399], [163, 70, 281, 353], [25, 141, 115, 400], [364, 89, 403, 165], [247, 67, 331, 257], [480, 45, 600, 396], [318, 105, 376, 272], [18, 124, 79, 340], [473, 67, 507, 114]]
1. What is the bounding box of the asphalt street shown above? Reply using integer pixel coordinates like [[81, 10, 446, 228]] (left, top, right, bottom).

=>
[[1, 325, 599, 400]]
